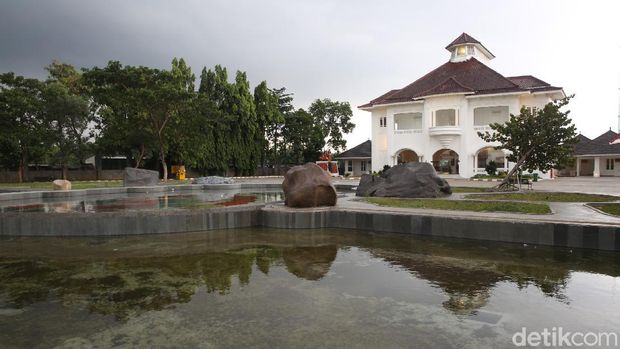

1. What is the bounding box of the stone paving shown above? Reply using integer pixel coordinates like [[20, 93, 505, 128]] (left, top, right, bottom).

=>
[[236, 176, 620, 226]]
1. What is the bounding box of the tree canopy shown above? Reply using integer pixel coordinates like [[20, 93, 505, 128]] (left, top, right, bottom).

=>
[[1, 59, 355, 181], [478, 96, 578, 189]]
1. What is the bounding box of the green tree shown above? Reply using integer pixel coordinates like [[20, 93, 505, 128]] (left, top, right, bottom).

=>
[[84, 61, 154, 168], [478, 96, 578, 190], [270, 87, 294, 166], [308, 98, 355, 152], [0, 73, 50, 182], [229, 71, 258, 175], [254, 81, 284, 167], [197, 65, 234, 174], [83, 58, 194, 181], [281, 108, 325, 164], [43, 61, 94, 179]]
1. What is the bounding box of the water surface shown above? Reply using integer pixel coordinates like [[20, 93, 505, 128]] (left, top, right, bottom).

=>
[[0, 229, 618, 348], [0, 190, 283, 213]]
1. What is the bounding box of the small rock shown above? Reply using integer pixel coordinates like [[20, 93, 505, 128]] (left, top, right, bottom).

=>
[[191, 176, 235, 185], [53, 179, 72, 190]]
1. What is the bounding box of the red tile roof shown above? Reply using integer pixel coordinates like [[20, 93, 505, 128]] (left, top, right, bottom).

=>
[[360, 58, 563, 108]]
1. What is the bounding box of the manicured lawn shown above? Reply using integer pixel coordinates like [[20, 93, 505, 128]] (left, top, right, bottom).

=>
[[451, 186, 490, 193], [465, 192, 619, 203], [364, 197, 551, 214], [0, 180, 124, 190], [589, 204, 620, 216]]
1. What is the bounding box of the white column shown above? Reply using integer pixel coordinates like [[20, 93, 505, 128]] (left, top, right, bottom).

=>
[[593, 157, 601, 177], [575, 158, 581, 176]]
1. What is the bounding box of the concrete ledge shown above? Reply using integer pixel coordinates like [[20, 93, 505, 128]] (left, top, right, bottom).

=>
[[0, 204, 263, 236], [0, 183, 617, 251], [260, 206, 619, 251]]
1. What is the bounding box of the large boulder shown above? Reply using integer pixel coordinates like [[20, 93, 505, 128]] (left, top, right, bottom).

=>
[[123, 167, 159, 187], [282, 163, 337, 208], [52, 179, 71, 190], [192, 176, 235, 185], [356, 162, 451, 198]]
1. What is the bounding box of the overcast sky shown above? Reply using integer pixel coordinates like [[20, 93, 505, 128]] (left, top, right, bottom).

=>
[[1, 0, 619, 148]]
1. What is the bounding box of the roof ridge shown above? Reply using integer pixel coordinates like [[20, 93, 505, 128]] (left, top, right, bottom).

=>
[[416, 76, 474, 98], [383, 61, 454, 102], [468, 58, 520, 90]]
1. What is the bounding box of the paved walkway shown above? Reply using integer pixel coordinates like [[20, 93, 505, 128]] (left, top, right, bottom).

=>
[[237, 176, 620, 226], [336, 194, 620, 226], [446, 177, 620, 196]]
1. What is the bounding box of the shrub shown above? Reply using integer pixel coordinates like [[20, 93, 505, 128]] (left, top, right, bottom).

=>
[[485, 161, 498, 175]]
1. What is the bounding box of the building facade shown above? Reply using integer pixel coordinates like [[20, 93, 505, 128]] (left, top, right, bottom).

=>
[[359, 33, 565, 178], [335, 140, 372, 176], [558, 131, 620, 177]]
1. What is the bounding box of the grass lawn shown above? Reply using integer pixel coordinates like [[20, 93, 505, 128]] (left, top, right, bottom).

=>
[[364, 197, 551, 214], [589, 204, 620, 216], [0, 180, 124, 190], [465, 192, 619, 203], [451, 186, 490, 193]]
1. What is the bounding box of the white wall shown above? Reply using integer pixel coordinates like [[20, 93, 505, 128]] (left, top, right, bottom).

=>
[[371, 108, 388, 172], [365, 92, 559, 177]]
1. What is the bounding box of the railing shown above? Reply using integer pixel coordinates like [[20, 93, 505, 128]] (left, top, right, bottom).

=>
[[473, 126, 494, 132], [394, 129, 423, 135], [429, 126, 462, 136]]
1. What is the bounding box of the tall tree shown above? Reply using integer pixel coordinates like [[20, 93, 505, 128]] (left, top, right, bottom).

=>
[[270, 87, 294, 166], [308, 98, 355, 152], [281, 108, 325, 164], [254, 81, 284, 167], [229, 71, 258, 175], [0, 73, 50, 182], [478, 96, 578, 190], [83, 58, 194, 181], [197, 65, 234, 174], [43, 61, 94, 179]]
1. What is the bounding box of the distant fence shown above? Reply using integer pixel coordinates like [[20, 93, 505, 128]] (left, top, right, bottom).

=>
[[0, 169, 124, 183], [0, 165, 294, 182]]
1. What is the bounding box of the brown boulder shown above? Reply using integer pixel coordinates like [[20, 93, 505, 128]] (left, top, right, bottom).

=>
[[52, 179, 72, 190], [282, 163, 337, 208]]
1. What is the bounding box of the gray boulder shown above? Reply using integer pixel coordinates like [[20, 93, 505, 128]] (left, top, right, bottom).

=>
[[123, 167, 159, 187], [356, 162, 451, 198], [192, 176, 235, 185]]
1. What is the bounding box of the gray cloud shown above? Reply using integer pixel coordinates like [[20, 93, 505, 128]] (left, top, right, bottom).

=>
[[1, 0, 619, 146]]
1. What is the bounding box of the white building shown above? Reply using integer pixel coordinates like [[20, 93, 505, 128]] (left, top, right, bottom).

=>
[[359, 33, 565, 178]]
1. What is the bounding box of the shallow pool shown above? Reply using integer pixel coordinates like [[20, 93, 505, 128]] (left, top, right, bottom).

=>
[[0, 229, 618, 348], [0, 190, 284, 213]]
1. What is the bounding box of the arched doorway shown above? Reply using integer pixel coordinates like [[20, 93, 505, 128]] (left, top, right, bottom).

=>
[[432, 149, 459, 174], [475, 147, 506, 174], [396, 149, 419, 164]]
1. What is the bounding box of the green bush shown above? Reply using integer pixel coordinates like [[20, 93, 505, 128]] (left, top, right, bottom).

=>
[[485, 161, 498, 175]]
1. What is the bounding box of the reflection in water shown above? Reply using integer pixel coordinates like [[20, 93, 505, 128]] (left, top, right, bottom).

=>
[[0, 229, 618, 348], [0, 191, 284, 213]]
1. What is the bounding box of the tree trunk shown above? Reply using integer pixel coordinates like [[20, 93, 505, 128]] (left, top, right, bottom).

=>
[[18, 154, 26, 183], [134, 144, 145, 168], [62, 164, 68, 180], [499, 149, 534, 187], [159, 145, 167, 182]]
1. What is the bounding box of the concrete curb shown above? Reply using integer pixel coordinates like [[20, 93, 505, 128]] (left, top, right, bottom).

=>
[[0, 183, 617, 251]]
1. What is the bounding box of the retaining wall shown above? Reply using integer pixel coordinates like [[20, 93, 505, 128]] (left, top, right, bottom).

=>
[[0, 184, 618, 251]]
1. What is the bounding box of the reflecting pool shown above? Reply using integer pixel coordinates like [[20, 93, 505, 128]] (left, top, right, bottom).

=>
[[0, 229, 618, 348], [0, 190, 284, 213]]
